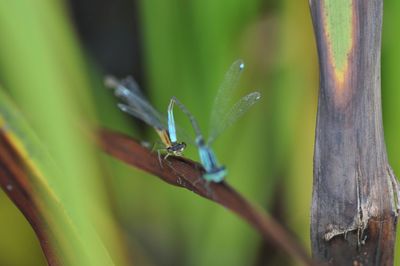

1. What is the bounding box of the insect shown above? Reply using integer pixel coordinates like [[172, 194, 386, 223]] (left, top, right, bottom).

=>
[[105, 76, 186, 157], [168, 60, 261, 182]]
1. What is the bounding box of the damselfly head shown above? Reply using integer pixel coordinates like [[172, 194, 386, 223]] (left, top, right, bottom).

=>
[[167, 142, 186, 156]]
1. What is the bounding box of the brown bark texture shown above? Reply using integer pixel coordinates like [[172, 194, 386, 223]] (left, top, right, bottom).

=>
[[310, 0, 398, 265]]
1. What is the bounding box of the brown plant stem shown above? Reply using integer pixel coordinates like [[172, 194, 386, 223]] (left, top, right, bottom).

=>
[[0, 129, 61, 266], [309, 0, 398, 264], [98, 128, 316, 266]]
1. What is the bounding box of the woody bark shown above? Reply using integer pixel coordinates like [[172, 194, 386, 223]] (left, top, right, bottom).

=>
[[309, 0, 398, 264]]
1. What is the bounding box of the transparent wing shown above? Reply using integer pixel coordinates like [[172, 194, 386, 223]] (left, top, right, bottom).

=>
[[208, 59, 245, 141], [173, 123, 196, 146], [208, 91, 261, 144], [119, 76, 146, 100], [105, 76, 167, 130], [118, 97, 197, 145], [117, 103, 165, 130], [170, 97, 203, 139], [167, 97, 199, 145], [105, 76, 195, 145]]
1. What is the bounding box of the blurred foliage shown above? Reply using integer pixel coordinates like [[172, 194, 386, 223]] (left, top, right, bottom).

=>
[[0, 0, 398, 265], [382, 1, 400, 265], [0, 1, 127, 265]]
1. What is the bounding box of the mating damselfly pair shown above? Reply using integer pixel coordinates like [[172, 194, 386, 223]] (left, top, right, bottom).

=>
[[105, 60, 261, 183]]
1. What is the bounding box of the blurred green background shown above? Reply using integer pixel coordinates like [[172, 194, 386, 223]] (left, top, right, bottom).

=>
[[0, 0, 398, 265]]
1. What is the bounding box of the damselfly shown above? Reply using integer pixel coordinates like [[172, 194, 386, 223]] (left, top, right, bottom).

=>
[[105, 76, 186, 157], [169, 60, 261, 182]]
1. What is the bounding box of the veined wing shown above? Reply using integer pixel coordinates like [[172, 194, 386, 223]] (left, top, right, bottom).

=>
[[105, 76, 166, 130], [208, 59, 245, 142], [119, 100, 195, 146], [208, 91, 261, 144], [117, 103, 165, 130], [173, 123, 196, 146], [119, 76, 146, 100], [105, 76, 140, 103], [169, 97, 203, 139]]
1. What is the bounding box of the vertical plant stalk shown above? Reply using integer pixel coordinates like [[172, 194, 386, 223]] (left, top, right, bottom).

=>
[[309, 0, 398, 265]]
